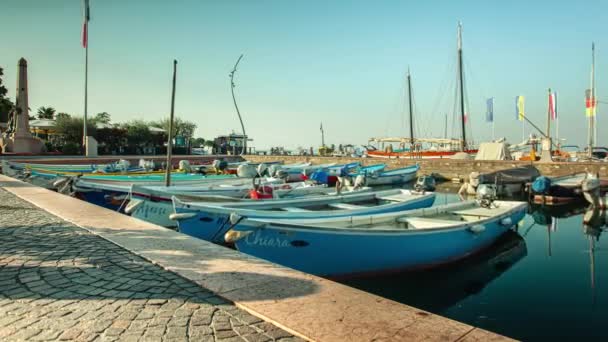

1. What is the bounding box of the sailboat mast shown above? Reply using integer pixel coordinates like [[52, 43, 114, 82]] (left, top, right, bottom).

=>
[[407, 68, 414, 150], [588, 43, 595, 158], [458, 22, 467, 152]]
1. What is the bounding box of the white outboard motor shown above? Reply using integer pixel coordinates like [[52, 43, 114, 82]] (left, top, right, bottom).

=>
[[237, 164, 257, 178], [138, 159, 155, 171], [116, 159, 130, 173], [257, 163, 269, 177], [275, 169, 289, 180], [476, 184, 497, 208], [268, 164, 282, 178], [582, 173, 602, 208], [178, 160, 192, 173], [353, 174, 366, 189], [212, 159, 228, 173]]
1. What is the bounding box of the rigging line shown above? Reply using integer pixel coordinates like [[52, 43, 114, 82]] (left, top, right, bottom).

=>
[[430, 55, 457, 135]]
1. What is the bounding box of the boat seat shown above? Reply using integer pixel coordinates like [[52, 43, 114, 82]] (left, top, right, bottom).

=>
[[280, 207, 311, 212], [451, 208, 494, 217], [400, 217, 458, 229], [327, 203, 365, 210], [377, 194, 408, 202]]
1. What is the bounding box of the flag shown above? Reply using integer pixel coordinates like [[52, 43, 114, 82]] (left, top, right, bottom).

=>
[[486, 98, 494, 123], [586, 89, 596, 117], [549, 92, 557, 120], [516, 96, 525, 121], [82, 0, 90, 48]]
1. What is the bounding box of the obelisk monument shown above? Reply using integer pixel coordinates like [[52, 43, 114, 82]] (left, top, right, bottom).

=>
[[0, 58, 44, 154]]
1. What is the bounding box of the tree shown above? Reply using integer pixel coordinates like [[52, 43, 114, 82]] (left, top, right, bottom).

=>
[[151, 117, 197, 139], [37, 106, 56, 119], [122, 120, 152, 147], [95, 112, 111, 124], [55, 112, 71, 120], [0, 66, 14, 126], [191, 137, 206, 147], [54, 115, 97, 149]]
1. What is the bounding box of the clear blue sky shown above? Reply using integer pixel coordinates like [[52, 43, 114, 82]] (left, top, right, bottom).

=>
[[1, 0, 606, 149]]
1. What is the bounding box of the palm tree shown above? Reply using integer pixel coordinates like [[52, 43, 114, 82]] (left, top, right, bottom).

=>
[[37, 106, 56, 120]]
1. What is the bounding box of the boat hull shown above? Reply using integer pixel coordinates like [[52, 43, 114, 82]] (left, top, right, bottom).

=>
[[367, 149, 478, 159], [174, 193, 436, 244], [232, 206, 526, 277]]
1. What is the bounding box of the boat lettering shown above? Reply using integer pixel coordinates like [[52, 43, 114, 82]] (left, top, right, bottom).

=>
[[245, 231, 291, 248], [136, 203, 168, 218]]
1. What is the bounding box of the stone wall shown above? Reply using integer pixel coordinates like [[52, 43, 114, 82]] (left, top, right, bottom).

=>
[[244, 155, 608, 180]]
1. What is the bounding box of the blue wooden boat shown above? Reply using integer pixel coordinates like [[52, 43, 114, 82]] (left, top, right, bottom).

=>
[[224, 200, 527, 277], [71, 176, 283, 211], [170, 189, 435, 244], [360, 164, 419, 186]]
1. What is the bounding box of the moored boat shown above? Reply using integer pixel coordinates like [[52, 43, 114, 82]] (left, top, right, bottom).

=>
[[171, 189, 436, 244], [224, 200, 527, 277]]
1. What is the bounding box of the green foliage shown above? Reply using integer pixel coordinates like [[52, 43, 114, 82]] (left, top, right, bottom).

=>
[[61, 142, 80, 155], [37, 106, 56, 119], [204, 140, 215, 148], [151, 117, 197, 138], [191, 137, 205, 147], [95, 112, 111, 123], [0, 66, 13, 124], [54, 115, 96, 148], [122, 120, 152, 147], [55, 112, 70, 120]]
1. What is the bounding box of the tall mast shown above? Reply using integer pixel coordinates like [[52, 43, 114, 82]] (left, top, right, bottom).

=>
[[458, 22, 467, 152], [588, 43, 595, 158], [407, 68, 414, 150]]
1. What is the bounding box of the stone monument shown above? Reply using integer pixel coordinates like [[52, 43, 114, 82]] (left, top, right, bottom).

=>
[[0, 58, 45, 154]]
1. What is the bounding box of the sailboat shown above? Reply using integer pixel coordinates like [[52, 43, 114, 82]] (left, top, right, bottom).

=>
[[367, 23, 478, 159]]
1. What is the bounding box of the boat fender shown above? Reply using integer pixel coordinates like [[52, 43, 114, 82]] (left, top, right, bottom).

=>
[[124, 199, 143, 214], [499, 217, 513, 227], [169, 213, 197, 221], [468, 225, 485, 234], [230, 213, 242, 225], [52, 177, 70, 189], [224, 229, 253, 243], [71, 185, 95, 193]]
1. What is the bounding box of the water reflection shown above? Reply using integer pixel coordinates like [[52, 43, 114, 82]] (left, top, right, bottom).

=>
[[346, 230, 527, 312], [583, 207, 607, 307]]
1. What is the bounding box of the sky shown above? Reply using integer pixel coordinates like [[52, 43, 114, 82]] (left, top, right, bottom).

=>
[[0, 0, 606, 150]]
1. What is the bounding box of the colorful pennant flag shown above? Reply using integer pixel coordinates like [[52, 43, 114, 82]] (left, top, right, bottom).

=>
[[486, 98, 494, 123], [549, 91, 557, 120], [515, 96, 525, 121], [82, 0, 90, 48], [586, 89, 596, 117]]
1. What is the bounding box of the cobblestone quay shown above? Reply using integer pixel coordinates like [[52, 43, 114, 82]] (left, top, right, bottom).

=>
[[0, 188, 300, 342]]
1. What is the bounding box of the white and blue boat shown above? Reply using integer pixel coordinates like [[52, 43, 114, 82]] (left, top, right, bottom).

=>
[[224, 200, 527, 277], [170, 189, 435, 244], [358, 164, 419, 186], [125, 181, 364, 228]]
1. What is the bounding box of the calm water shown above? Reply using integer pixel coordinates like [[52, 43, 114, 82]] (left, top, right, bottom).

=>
[[345, 193, 608, 341]]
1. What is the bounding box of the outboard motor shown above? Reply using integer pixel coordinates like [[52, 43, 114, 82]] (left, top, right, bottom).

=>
[[116, 159, 130, 173], [353, 175, 366, 189], [212, 159, 228, 174], [267, 164, 282, 178], [256, 163, 269, 177], [414, 175, 436, 192], [178, 160, 192, 173], [236, 164, 257, 178], [476, 184, 498, 208], [139, 159, 155, 171], [582, 173, 602, 208], [275, 169, 289, 180]]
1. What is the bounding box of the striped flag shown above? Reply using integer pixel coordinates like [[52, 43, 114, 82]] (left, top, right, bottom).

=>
[[486, 98, 494, 123], [516, 96, 525, 121], [549, 91, 557, 120], [586, 89, 596, 117], [82, 0, 90, 48]]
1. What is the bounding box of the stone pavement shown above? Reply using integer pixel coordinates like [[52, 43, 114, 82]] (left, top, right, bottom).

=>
[[0, 188, 301, 342]]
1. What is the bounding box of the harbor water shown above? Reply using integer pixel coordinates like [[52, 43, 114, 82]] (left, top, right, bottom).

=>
[[345, 192, 607, 341]]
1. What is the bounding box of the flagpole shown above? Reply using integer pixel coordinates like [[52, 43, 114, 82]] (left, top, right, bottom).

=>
[[165, 60, 178, 187], [83, 22, 88, 156]]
